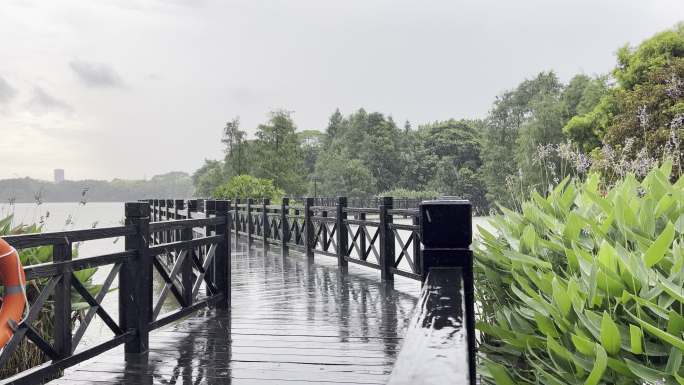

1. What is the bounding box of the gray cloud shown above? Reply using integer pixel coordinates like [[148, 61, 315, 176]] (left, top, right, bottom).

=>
[[69, 60, 124, 88], [0, 76, 18, 104], [26, 87, 73, 115]]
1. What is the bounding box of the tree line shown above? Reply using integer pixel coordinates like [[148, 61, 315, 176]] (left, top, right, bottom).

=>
[[194, 23, 683, 214], [0, 172, 194, 204]]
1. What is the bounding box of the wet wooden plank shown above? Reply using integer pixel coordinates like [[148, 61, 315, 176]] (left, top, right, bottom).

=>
[[47, 243, 420, 385]]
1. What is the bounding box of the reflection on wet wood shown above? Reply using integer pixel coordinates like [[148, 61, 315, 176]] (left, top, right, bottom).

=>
[[47, 243, 420, 384], [387, 267, 469, 385]]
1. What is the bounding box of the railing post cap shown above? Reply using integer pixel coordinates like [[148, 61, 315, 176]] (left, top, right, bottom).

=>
[[187, 199, 198, 210], [419, 199, 472, 248], [214, 200, 230, 211], [125, 202, 151, 217]]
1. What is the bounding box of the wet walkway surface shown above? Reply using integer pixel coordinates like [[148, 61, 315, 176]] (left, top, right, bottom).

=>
[[48, 243, 420, 385]]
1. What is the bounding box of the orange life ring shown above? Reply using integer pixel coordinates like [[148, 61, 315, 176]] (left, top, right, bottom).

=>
[[0, 238, 26, 348]]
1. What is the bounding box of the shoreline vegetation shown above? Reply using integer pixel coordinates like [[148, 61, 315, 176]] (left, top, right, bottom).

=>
[[0, 172, 193, 204]]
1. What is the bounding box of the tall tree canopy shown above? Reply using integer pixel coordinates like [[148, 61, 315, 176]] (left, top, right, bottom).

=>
[[191, 23, 683, 214]]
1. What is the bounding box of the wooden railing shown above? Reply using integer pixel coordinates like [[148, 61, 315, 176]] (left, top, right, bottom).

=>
[[0, 200, 230, 385], [1, 197, 475, 385], [229, 196, 476, 384], [291, 197, 432, 210], [232, 196, 424, 281]]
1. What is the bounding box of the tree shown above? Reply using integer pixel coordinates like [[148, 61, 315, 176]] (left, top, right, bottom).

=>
[[614, 23, 684, 90], [297, 129, 324, 176], [480, 72, 563, 207], [221, 117, 250, 176], [314, 152, 376, 198], [603, 58, 684, 175], [402, 119, 488, 211], [315, 109, 406, 194], [567, 24, 684, 177], [515, 94, 567, 191], [251, 110, 307, 195], [192, 159, 225, 197]]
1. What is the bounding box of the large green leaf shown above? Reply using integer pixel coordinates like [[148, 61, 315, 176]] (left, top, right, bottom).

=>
[[629, 324, 643, 354], [600, 311, 621, 355], [484, 361, 517, 385], [625, 359, 678, 385], [645, 221, 675, 267], [628, 309, 684, 351], [584, 344, 607, 385], [552, 277, 572, 317]]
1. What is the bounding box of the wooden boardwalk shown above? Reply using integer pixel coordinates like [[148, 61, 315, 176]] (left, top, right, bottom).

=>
[[48, 243, 420, 385]]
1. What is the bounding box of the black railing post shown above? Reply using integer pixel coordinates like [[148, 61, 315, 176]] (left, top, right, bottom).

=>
[[379, 196, 394, 281], [214, 200, 231, 309], [419, 200, 475, 385], [205, 200, 216, 289], [174, 199, 183, 241], [247, 198, 254, 249], [281, 197, 290, 257], [359, 211, 366, 260], [321, 208, 328, 251], [303, 197, 314, 262], [336, 196, 348, 273], [152, 199, 158, 222], [262, 198, 270, 252], [121, 202, 151, 353], [53, 241, 72, 357], [166, 199, 174, 241], [179, 200, 193, 308], [234, 199, 240, 243], [412, 214, 421, 276], [160, 199, 167, 243]]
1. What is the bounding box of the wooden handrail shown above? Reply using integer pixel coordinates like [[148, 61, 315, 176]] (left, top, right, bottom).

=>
[[0, 200, 233, 385]]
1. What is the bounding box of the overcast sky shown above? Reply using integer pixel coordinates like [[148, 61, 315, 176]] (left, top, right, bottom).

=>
[[0, 0, 682, 181]]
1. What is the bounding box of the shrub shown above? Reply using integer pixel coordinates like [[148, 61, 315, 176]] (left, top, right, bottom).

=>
[[212, 175, 284, 202], [377, 188, 440, 200], [475, 160, 684, 384]]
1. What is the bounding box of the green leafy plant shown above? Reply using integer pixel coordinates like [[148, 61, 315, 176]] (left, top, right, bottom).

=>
[[475, 160, 684, 384], [377, 188, 440, 200], [212, 174, 284, 202]]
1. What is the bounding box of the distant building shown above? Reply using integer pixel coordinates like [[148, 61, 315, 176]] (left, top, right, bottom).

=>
[[54, 169, 65, 183]]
